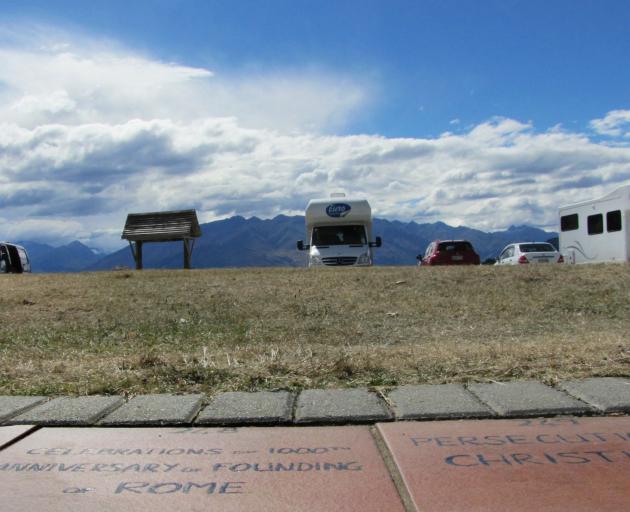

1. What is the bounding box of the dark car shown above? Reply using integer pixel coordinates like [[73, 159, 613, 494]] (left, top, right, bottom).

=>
[[417, 240, 480, 266], [0, 242, 31, 273]]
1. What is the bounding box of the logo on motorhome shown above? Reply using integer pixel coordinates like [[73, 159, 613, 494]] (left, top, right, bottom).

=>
[[326, 203, 351, 218]]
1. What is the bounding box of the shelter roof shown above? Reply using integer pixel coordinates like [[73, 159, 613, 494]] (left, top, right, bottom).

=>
[[121, 209, 202, 241]]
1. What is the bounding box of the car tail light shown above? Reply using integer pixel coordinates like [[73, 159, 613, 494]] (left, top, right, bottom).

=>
[[557, 254, 564, 263], [518, 255, 529, 264]]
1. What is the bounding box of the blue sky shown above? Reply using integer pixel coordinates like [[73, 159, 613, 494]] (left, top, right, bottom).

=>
[[4, 0, 628, 137], [1, 1, 630, 250]]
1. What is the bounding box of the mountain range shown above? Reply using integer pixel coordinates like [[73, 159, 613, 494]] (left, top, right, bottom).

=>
[[17, 215, 558, 272]]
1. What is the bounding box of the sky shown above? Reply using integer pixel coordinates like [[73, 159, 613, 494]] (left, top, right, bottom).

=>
[[1, 0, 630, 251]]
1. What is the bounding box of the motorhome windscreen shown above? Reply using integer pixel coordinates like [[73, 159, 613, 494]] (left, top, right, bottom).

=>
[[312, 225, 367, 246], [519, 243, 555, 253]]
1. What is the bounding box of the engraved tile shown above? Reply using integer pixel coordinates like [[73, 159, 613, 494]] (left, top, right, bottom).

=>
[[378, 416, 630, 511], [0, 425, 36, 450], [0, 425, 405, 511]]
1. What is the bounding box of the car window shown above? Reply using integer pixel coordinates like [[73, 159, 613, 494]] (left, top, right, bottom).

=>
[[437, 241, 472, 252], [0, 246, 6, 272], [17, 248, 29, 266], [519, 243, 555, 253]]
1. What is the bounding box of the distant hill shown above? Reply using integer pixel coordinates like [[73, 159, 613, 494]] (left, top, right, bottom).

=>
[[17, 240, 100, 273], [89, 215, 306, 270], [17, 216, 558, 272], [87, 216, 557, 270], [372, 220, 557, 265]]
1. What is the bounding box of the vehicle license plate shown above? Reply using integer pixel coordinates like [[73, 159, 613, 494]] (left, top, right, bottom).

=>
[[452, 255, 463, 261], [537, 258, 549, 263]]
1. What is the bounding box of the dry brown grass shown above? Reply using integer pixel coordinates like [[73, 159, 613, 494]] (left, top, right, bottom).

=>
[[0, 264, 628, 396]]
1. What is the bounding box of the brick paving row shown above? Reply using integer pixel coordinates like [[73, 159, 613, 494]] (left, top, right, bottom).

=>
[[1, 377, 629, 427], [2, 414, 630, 510], [1, 380, 630, 511]]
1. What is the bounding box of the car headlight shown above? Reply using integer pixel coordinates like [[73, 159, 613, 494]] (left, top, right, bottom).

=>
[[310, 254, 323, 266], [357, 253, 371, 265]]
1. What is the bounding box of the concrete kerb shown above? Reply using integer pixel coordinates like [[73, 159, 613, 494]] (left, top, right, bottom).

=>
[[195, 391, 295, 426], [1, 378, 628, 427], [295, 388, 393, 425], [558, 377, 630, 413], [388, 383, 495, 420], [6, 396, 124, 426], [99, 394, 204, 426], [0, 396, 48, 424], [467, 380, 593, 417]]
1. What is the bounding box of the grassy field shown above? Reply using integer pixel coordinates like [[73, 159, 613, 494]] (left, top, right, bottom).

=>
[[0, 264, 628, 396]]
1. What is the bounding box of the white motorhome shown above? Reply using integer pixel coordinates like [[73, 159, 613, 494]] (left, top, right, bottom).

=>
[[559, 184, 630, 264], [297, 194, 382, 266]]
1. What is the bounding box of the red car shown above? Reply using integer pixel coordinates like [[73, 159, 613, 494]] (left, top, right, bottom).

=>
[[418, 240, 480, 265]]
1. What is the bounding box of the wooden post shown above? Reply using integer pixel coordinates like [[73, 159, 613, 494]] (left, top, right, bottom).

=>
[[183, 239, 191, 269], [135, 241, 143, 270]]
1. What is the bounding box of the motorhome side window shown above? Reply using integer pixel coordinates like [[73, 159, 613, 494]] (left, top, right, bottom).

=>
[[607, 210, 622, 232], [560, 214, 578, 231], [587, 214, 603, 235]]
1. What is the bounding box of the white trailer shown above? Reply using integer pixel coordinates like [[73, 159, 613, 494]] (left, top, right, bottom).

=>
[[559, 184, 630, 263], [296, 194, 382, 266]]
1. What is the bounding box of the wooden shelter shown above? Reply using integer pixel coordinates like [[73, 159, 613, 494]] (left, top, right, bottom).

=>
[[121, 209, 202, 270]]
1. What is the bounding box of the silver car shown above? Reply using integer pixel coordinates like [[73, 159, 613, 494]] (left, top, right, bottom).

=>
[[496, 242, 563, 265]]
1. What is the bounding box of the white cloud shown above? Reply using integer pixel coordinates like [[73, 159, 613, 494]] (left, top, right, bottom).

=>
[[0, 24, 368, 133], [3, 218, 89, 243], [1, 24, 630, 251], [3, 114, 630, 251], [590, 110, 630, 137]]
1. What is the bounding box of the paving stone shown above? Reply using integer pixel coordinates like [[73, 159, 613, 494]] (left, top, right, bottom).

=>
[[196, 391, 293, 425], [0, 425, 405, 511], [467, 380, 591, 417], [0, 425, 36, 450], [295, 388, 392, 424], [7, 396, 124, 426], [0, 396, 47, 423], [558, 377, 630, 413], [378, 416, 630, 511], [388, 384, 494, 420], [99, 394, 203, 426]]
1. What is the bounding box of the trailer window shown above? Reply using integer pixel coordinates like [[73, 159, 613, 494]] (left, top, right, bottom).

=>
[[607, 210, 622, 232], [560, 214, 578, 231], [587, 214, 603, 235]]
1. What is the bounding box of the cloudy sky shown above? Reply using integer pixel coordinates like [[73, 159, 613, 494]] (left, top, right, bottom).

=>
[[1, 0, 630, 251]]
